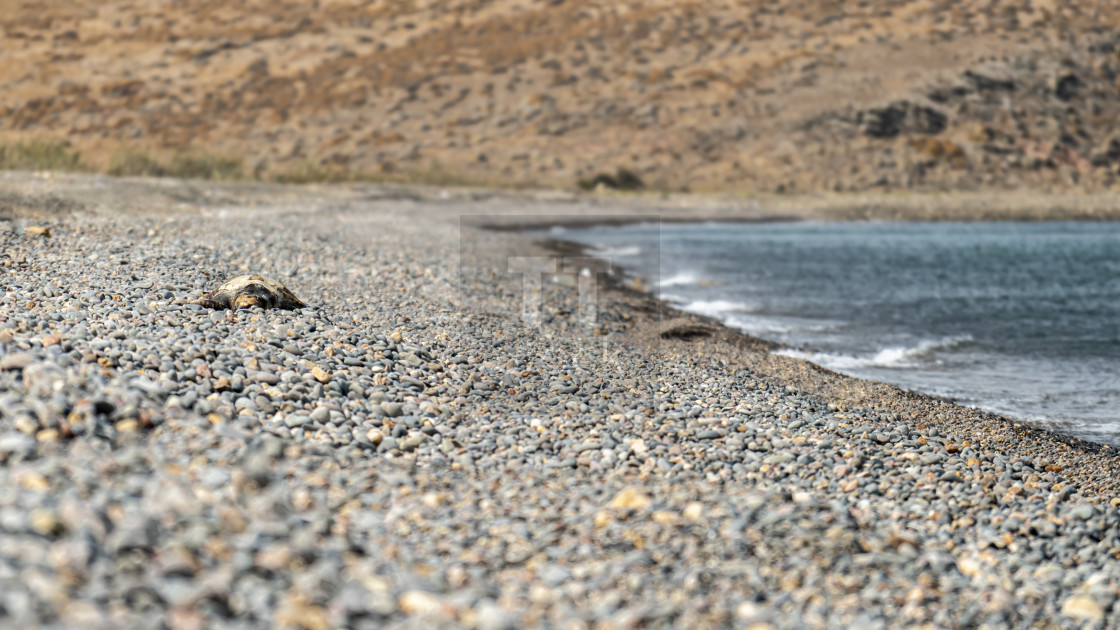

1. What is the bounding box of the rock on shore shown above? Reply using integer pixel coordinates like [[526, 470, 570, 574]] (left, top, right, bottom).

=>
[[0, 174, 1119, 628]]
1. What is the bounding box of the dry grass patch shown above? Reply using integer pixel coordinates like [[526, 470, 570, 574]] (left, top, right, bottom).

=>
[[0, 141, 86, 172]]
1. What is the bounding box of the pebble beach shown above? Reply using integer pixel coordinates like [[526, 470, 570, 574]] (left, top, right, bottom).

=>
[[2, 172, 1120, 629]]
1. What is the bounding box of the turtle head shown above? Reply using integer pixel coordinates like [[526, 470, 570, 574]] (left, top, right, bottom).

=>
[[233, 294, 267, 310]]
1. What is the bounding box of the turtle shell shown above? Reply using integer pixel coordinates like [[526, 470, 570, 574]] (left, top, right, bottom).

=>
[[196, 275, 306, 310]]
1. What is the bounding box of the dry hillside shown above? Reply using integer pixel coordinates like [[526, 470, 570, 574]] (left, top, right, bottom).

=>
[[3, 0, 1120, 193]]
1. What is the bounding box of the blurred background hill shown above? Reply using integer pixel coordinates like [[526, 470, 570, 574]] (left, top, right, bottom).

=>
[[4, 0, 1120, 194]]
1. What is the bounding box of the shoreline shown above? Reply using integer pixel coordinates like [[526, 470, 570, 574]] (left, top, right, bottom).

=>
[[525, 225, 1120, 473]]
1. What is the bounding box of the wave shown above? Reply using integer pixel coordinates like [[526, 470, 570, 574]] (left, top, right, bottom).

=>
[[657, 270, 703, 288], [588, 244, 643, 258], [725, 315, 835, 335], [679, 299, 758, 319], [664, 297, 836, 335], [660, 292, 688, 304], [778, 335, 974, 370]]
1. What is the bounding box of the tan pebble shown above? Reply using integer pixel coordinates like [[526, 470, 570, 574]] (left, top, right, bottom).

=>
[[255, 545, 293, 571], [609, 487, 652, 512], [14, 417, 39, 435], [421, 492, 444, 509], [399, 590, 443, 615], [275, 595, 330, 630], [683, 502, 705, 522], [17, 471, 51, 491], [214, 377, 231, 391], [366, 429, 384, 445], [29, 508, 62, 536], [651, 511, 677, 525], [957, 556, 981, 578], [311, 366, 331, 383], [0, 352, 34, 370], [1061, 594, 1104, 621], [24, 226, 51, 237], [0, 329, 13, 344], [116, 419, 139, 433], [291, 488, 313, 511], [60, 601, 112, 627], [41, 335, 60, 347], [218, 505, 248, 533], [736, 602, 763, 618], [594, 510, 613, 527], [36, 429, 59, 443]]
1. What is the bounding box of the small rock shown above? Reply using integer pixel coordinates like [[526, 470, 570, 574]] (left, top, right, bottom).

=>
[[399, 590, 442, 616], [1061, 594, 1104, 622], [29, 508, 63, 537], [0, 432, 34, 457], [474, 599, 515, 630], [609, 487, 652, 512], [24, 226, 51, 237], [0, 353, 34, 370], [683, 502, 705, 522], [248, 370, 281, 385], [1070, 504, 1096, 520], [284, 415, 310, 428]]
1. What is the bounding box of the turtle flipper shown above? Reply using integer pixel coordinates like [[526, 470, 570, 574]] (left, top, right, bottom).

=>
[[195, 292, 230, 310], [275, 286, 307, 309]]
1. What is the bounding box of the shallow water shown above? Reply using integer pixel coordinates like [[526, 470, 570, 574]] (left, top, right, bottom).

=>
[[556, 221, 1120, 445]]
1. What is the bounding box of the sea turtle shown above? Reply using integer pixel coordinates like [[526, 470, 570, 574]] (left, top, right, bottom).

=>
[[196, 275, 306, 310]]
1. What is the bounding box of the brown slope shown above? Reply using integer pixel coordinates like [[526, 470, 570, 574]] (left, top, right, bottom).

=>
[[3, 0, 1120, 193]]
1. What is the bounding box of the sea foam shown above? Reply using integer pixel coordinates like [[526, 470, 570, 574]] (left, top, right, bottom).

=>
[[778, 335, 974, 370]]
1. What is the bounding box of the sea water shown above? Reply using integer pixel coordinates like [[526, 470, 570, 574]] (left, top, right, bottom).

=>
[[555, 221, 1120, 445]]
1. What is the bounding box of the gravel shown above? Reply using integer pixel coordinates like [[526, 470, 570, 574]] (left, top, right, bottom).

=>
[[0, 173, 1119, 629]]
